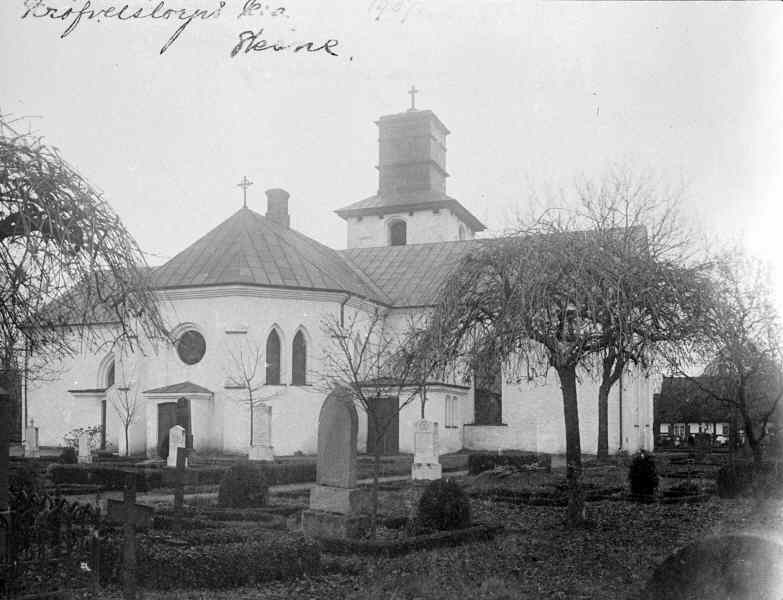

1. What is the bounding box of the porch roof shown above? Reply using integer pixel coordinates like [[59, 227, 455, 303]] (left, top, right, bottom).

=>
[[143, 381, 213, 395]]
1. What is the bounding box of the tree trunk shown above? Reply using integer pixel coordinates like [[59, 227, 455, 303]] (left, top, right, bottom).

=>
[[597, 381, 610, 461], [744, 415, 764, 470], [556, 365, 585, 527], [249, 390, 254, 447], [124, 425, 130, 457], [371, 444, 381, 539], [597, 352, 622, 462], [0, 378, 10, 563]]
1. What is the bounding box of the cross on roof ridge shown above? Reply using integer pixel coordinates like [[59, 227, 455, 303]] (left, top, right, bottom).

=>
[[237, 176, 253, 208], [408, 85, 419, 111]]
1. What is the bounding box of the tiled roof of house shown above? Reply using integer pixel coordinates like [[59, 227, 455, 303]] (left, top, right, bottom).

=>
[[335, 191, 486, 233], [339, 240, 480, 307], [143, 381, 213, 395], [151, 207, 390, 303]]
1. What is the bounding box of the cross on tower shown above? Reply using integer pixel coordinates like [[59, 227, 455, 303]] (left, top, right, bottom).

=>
[[408, 85, 419, 111], [237, 176, 253, 208]]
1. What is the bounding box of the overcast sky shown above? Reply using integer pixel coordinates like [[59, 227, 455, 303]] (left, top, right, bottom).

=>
[[1, 1, 781, 301]]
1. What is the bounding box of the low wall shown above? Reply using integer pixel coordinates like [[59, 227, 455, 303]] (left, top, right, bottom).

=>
[[463, 424, 514, 451]]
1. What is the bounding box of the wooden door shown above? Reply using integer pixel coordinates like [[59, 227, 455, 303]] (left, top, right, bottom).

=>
[[366, 397, 399, 456], [157, 402, 177, 458]]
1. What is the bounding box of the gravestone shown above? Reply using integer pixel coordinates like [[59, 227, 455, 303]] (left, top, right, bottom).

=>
[[412, 419, 442, 480], [78, 431, 92, 464], [249, 403, 274, 461], [302, 386, 369, 539], [24, 419, 39, 459], [640, 534, 783, 600], [167, 425, 186, 468]]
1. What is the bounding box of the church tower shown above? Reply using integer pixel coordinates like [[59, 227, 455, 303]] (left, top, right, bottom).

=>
[[336, 90, 485, 249]]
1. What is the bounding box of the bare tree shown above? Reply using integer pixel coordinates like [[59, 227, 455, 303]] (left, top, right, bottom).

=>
[[320, 308, 437, 536], [427, 200, 701, 526], [113, 385, 140, 457], [0, 119, 167, 559], [672, 252, 783, 468], [0, 119, 167, 365], [568, 169, 704, 459], [224, 340, 285, 448]]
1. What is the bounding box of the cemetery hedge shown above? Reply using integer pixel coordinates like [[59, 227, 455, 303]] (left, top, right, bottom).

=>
[[152, 514, 226, 530], [316, 523, 503, 556], [257, 461, 317, 485], [45, 461, 317, 492], [100, 533, 320, 589], [47, 464, 164, 491], [467, 452, 551, 475], [219, 462, 270, 507]]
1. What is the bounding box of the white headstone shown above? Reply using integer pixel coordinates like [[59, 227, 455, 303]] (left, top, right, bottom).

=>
[[24, 420, 39, 459], [249, 403, 274, 461], [77, 432, 92, 464], [412, 419, 442, 480], [167, 425, 186, 468]]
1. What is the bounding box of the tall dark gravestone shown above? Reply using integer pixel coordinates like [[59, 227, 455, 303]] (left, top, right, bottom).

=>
[[301, 386, 369, 539]]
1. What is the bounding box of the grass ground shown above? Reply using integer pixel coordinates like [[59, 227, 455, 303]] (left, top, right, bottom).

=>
[[90, 458, 783, 600]]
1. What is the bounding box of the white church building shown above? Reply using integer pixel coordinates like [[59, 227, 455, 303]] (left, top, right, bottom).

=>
[[25, 104, 655, 459]]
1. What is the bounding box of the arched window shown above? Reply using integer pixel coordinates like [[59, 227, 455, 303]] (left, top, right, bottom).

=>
[[389, 220, 407, 246], [266, 330, 281, 385], [292, 330, 307, 385], [106, 361, 115, 389]]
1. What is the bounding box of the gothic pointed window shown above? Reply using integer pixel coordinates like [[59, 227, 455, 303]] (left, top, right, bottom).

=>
[[292, 330, 307, 385], [389, 220, 407, 246], [266, 330, 281, 385], [106, 361, 115, 389]]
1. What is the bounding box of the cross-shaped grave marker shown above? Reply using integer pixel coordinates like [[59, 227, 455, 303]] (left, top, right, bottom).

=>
[[107, 474, 154, 600], [173, 446, 190, 528]]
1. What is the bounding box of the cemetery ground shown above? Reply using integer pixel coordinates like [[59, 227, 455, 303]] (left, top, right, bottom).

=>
[[9, 452, 783, 600]]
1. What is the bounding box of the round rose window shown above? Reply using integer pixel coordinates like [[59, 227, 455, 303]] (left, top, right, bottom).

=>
[[176, 330, 206, 365]]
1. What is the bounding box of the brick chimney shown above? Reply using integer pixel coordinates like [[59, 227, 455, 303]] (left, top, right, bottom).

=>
[[265, 188, 290, 228]]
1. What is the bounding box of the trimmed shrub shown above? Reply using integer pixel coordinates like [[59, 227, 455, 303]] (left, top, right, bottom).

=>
[[100, 533, 319, 589], [218, 462, 269, 508], [59, 446, 77, 464], [416, 478, 472, 532], [467, 452, 551, 475], [628, 451, 659, 496], [716, 464, 754, 498]]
